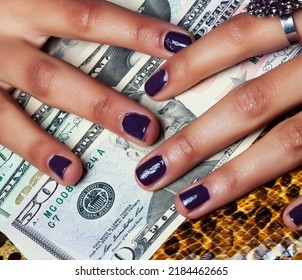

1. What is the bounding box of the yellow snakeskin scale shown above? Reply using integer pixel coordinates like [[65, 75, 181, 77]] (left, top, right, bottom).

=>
[[151, 167, 302, 260]]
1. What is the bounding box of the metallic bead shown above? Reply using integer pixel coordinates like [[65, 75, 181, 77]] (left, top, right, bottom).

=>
[[246, 0, 302, 17]]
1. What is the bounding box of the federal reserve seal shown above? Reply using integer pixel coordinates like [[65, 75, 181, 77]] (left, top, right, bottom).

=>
[[77, 182, 115, 219]]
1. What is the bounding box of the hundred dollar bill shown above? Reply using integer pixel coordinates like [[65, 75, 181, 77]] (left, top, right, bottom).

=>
[[1, 0, 301, 260]]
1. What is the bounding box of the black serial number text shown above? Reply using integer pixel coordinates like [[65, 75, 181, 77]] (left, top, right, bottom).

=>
[[168, 266, 229, 276]]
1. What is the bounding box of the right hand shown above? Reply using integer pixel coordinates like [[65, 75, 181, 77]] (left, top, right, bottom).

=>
[[0, 0, 193, 186], [135, 9, 302, 231]]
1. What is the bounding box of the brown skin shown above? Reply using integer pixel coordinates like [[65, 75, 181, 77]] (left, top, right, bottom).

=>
[[136, 10, 302, 231], [0, 0, 192, 186]]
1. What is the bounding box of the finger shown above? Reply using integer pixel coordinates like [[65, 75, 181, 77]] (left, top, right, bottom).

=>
[[0, 40, 160, 146], [283, 196, 302, 231], [0, 92, 83, 186], [174, 111, 302, 219], [144, 10, 302, 99], [135, 55, 302, 189], [4, 0, 193, 57]]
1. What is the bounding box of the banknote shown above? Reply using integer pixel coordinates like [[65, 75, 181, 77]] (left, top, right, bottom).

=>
[[1, 0, 299, 260], [0, 0, 245, 224]]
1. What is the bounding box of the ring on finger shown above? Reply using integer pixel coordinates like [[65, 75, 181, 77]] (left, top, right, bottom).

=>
[[280, 13, 299, 44], [246, 0, 301, 44]]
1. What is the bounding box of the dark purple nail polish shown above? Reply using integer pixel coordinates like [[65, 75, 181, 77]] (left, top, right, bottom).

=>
[[122, 113, 150, 141], [179, 184, 210, 211], [49, 155, 71, 180], [144, 69, 167, 97], [289, 204, 302, 227], [164, 31, 192, 53], [136, 155, 166, 186]]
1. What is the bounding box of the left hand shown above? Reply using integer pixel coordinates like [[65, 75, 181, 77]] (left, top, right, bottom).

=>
[[135, 10, 302, 231]]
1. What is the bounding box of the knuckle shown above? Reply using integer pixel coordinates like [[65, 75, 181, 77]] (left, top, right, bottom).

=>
[[134, 26, 151, 44], [213, 163, 244, 196], [234, 81, 272, 120], [277, 119, 302, 155], [131, 23, 159, 47], [27, 59, 58, 98], [91, 95, 113, 124], [0, 103, 11, 132], [225, 14, 254, 46], [26, 136, 45, 163], [222, 166, 241, 192], [168, 133, 197, 163], [69, 1, 99, 34]]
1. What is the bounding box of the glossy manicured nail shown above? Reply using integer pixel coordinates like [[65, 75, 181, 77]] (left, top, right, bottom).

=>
[[164, 31, 193, 53], [49, 155, 71, 180], [145, 69, 167, 97], [136, 155, 166, 186], [289, 204, 302, 227], [179, 184, 210, 211], [122, 113, 150, 141]]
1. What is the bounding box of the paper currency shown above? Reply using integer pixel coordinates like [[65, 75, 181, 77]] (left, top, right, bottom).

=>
[[1, 0, 301, 260]]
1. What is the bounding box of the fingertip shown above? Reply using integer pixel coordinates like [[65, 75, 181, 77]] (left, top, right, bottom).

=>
[[174, 195, 204, 220], [135, 154, 167, 190], [61, 157, 84, 186], [175, 184, 211, 219], [121, 111, 160, 147], [140, 113, 161, 146], [144, 69, 168, 99], [175, 195, 189, 217], [161, 30, 194, 54], [283, 201, 302, 231], [48, 154, 83, 186]]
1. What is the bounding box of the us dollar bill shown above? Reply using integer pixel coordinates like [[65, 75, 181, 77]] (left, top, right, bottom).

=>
[[1, 0, 301, 260]]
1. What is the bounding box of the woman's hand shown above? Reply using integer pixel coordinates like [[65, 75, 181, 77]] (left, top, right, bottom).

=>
[[0, 0, 193, 186], [135, 9, 302, 230]]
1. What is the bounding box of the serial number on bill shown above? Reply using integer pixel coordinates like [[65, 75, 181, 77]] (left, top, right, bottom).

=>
[[167, 266, 229, 276]]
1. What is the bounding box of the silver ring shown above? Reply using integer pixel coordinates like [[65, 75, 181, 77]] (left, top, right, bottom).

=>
[[280, 14, 299, 44]]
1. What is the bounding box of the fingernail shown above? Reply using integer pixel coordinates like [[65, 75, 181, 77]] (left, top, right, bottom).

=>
[[136, 155, 166, 186], [179, 184, 210, 211], [164, 31, 193, 53], [289, 204, 302, 227], [145, 69, 167, 97], [122, 113, 150, 141], [49, 155, 71, 180]]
